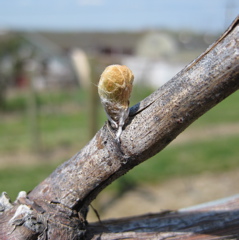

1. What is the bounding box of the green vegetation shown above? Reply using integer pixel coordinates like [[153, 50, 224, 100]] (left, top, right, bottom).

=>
[[0, 87, 238, 200], [0, 163, 58, 200], [192, 91, 239, 125]]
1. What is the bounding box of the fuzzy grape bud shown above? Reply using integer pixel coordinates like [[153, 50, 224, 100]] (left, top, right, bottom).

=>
[[98, 64, 134, 141]]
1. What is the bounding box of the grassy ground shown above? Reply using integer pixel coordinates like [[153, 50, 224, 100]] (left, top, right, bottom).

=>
[[0, 87, 238, 200]]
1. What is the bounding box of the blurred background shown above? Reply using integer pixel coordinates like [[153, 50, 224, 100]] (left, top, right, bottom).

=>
[[0, 0, 239, 221]]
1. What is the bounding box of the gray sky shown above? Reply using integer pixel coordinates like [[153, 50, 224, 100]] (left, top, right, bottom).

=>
[[0, 0, 238, 33]]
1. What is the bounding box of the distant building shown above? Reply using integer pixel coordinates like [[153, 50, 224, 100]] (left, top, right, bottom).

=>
[[0, 29, 218, 89], [136, 32, 178, 59]]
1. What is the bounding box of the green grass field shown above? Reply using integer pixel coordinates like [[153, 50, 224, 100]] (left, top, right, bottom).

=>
[[0, 87, 238, 199]]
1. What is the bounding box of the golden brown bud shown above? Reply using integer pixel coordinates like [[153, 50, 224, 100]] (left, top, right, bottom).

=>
[[98, 64, 134, 141]]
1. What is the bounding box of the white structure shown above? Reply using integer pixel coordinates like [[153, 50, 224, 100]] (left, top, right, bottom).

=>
[[122, 56, 185, 87]]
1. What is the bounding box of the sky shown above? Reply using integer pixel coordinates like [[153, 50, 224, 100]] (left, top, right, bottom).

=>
[[0, 0, 238, 33]]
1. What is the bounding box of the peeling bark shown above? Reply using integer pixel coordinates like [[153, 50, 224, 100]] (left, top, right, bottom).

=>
[[0, 16, 239, 239]]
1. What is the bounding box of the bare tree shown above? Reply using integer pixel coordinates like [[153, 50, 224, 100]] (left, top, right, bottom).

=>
[[0, 16, 239, 239]]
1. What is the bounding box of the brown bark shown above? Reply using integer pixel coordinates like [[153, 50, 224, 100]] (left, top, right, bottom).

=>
[[0, 16, 239, 239], [86, 194, 239, 240]]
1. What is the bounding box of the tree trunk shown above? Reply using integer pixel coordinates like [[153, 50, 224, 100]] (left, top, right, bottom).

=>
[[0, 16, 239, 239]]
